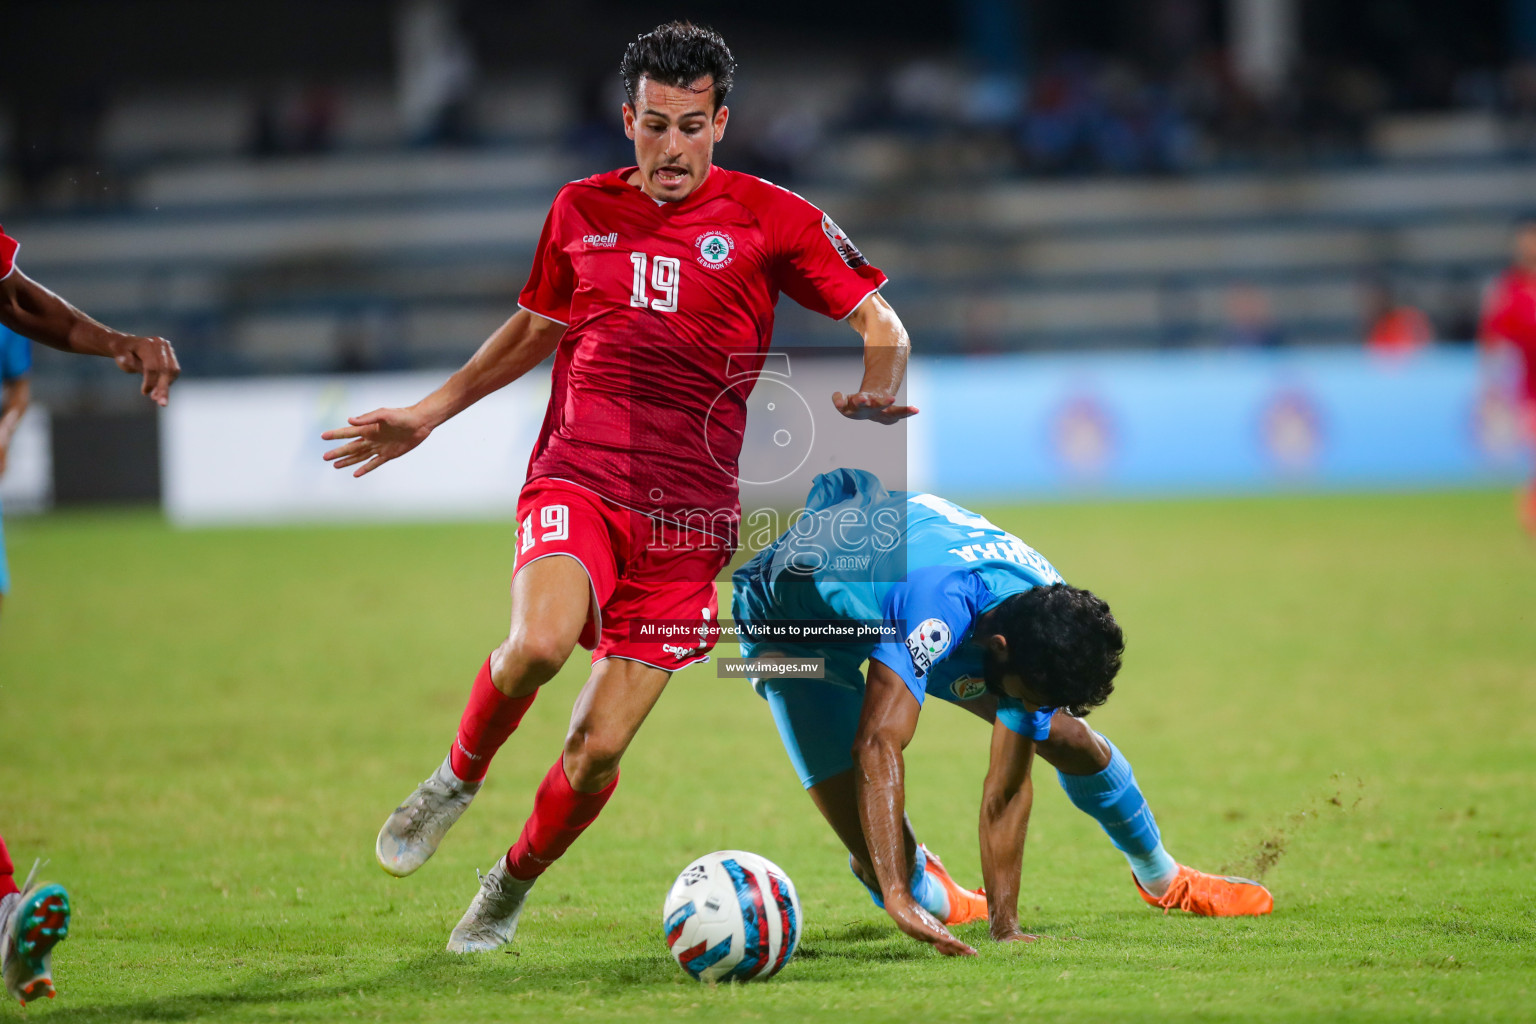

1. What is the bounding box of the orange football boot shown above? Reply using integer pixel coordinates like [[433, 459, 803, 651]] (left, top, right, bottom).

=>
[[1135, 865, 1273, 917], [919, 845, 989, 925]]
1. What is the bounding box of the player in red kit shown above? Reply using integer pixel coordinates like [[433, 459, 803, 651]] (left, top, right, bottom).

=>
[[0, 225, 180, 1004], [321, 22, 960, 953], [1479, 217, 1536, 534]]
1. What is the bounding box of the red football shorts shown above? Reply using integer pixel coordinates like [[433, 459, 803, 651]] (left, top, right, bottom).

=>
[[512, 477, 729, 670]]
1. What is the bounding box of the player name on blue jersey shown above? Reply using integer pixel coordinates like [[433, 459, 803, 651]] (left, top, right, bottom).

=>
[[732, 468, 1066, 741]]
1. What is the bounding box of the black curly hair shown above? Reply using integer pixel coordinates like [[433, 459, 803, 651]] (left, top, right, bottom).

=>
[[984, 584, 1124, 717], [620, 21, 736, 112]]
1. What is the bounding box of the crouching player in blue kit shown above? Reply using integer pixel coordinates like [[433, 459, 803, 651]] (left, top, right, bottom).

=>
[[732, 469, 1272, 956]]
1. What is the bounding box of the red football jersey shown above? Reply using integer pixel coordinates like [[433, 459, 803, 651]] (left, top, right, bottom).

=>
[[0, 225, 17, 280], [1480, 269, 1536, 402], [517, 165, 886, 536]]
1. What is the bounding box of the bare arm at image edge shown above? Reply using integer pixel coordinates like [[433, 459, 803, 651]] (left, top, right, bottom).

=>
[[0, 269, 180, 407]]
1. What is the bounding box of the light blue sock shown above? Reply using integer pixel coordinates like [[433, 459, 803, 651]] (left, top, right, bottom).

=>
[[853, 845, 944, 915], [1056, 735, 1179, 890]]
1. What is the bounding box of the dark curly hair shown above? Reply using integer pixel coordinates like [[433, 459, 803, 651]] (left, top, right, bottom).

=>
[[620, 21, 736, 112], [985, 584, 1124, 717]]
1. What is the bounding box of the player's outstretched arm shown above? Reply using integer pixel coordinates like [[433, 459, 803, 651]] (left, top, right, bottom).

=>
[[0, 270, 180, 406], [833, 293, 919, 423], [853, 661, 977, 957], [322, 308, 565, 477], [978, 717, 1037, 943]]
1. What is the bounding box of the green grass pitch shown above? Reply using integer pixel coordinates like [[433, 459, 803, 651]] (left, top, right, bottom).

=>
[[0, 491, 1532, 1022]]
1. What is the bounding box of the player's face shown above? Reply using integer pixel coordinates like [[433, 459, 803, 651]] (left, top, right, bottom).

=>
[[623, 75, 729, 203], [1516, 225, 1536, 271], [983, 648, 1050, 711]]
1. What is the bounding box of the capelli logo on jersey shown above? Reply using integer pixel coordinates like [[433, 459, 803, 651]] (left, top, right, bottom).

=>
[[694, 230, 736, 269], [583, 232, 618, 248]]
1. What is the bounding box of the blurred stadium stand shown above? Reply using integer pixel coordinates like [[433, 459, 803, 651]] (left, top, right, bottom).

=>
[[3, 0, 1535, 410]]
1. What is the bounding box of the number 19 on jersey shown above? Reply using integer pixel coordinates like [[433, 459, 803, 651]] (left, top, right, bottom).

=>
[[630, 252, 680, 313]]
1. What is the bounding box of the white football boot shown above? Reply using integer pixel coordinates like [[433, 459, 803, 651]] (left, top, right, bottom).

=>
[[1, 862, 71, 1005], [446, 860, 536, 953], [375, 755, 482, 877]]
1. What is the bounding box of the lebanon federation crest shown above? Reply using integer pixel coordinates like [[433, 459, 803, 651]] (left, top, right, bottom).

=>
[[695, 231, 736, 269]]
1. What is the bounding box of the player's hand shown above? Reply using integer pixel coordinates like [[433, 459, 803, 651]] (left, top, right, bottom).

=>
[[107, 334, 181, 406], [321, 406, 434, 477], [831, 390, 918, 424], [0, 441, 8, 478], [886, 896, 977, 957]]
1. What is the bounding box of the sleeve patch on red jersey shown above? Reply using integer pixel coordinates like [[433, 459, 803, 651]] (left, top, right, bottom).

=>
[[821, 214, 869, 269]]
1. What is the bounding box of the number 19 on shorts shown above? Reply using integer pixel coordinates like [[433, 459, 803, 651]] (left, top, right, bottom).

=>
[[630, 253, 680, 313], [521, 504, 569, 553]]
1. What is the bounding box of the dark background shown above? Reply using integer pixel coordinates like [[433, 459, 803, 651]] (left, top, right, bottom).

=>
[[0, 0, 1514, 92]]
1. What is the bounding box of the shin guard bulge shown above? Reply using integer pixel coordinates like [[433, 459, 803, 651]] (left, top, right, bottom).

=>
[[1056, 736, 1179, 889], [450, 656, 537, 783], [504, 757, 618, 881]]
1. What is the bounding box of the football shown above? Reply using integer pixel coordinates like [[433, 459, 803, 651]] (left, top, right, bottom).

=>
[[661, 850, 801, 982]]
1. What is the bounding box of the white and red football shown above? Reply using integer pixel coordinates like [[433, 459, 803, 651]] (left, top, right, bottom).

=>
[[661, 850, 802, 982]]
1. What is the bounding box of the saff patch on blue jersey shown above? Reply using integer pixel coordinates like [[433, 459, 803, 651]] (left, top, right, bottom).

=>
[[905, 618, 951, 678]]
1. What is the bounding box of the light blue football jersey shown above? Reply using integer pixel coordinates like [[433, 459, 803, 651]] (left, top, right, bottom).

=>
[[734, 468, 1066, 733], [0, 325, 30, 384]]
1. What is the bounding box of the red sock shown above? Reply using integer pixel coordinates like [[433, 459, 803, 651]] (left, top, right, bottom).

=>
[[0, 833, 17, 899], [504, 757, 618, 881], [449, 656, 537, 783]]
